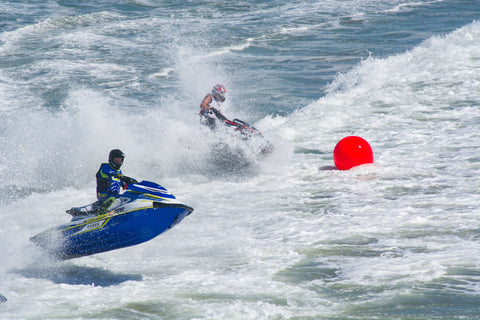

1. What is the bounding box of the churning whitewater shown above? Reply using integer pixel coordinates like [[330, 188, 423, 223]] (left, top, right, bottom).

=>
[[1, 1, 480, 319]]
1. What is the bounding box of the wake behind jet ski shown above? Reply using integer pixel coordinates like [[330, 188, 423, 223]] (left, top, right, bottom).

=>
[[30, 180, 193, 259]]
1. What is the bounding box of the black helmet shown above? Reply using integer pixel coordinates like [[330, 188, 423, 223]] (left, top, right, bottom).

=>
[[108, 149, 125, 170]]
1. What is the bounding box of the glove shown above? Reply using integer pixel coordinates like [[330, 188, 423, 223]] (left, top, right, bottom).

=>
[[210, 108, 228, 121], [118, 174, 138, 185], [125, 176, 138, 185]]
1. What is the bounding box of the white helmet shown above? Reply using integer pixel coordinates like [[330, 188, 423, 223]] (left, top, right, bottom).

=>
[[212, 84, 226, 102]]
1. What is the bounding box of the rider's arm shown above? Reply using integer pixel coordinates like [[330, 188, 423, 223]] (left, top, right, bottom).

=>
[[99, 165, 123, 195], [210, 107, 228, 121], [116, 174, 138, 185], [200, 94, 213, 110]]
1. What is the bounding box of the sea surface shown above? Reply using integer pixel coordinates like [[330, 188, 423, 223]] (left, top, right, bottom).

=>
[[1, 1, 480, 319]]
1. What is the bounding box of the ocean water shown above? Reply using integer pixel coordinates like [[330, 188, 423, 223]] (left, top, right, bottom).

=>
[[1, 0, 480, 319]]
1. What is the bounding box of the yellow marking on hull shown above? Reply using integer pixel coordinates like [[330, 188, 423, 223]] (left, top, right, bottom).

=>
[[33, 201, 181, 239]]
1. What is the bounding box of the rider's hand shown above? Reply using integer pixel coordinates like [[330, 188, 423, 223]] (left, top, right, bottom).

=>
[[125, 177, 138, 185]]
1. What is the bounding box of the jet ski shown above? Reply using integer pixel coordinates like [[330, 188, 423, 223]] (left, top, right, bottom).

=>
[[30, 180, 193, 260], [222, 118, 274, 156], [205, 107, 274, 157]]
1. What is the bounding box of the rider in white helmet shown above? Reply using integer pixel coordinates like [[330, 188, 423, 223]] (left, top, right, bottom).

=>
[[199, 84, 227, 129]]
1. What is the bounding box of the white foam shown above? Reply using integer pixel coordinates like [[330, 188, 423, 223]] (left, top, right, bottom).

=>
[[1, 3, 480, 318]]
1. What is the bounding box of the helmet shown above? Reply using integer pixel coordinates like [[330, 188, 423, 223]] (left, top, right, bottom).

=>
[[108, 149, 125, 170], [212, 84, 226, 102]]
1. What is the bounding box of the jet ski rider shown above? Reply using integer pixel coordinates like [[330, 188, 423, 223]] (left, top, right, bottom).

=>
[[199, 84, 227, 130], [95, 149, 138, 215]]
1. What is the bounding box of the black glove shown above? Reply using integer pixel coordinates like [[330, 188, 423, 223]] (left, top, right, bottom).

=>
[[211, 108, 228, 122], [118, 174, 138, 185]]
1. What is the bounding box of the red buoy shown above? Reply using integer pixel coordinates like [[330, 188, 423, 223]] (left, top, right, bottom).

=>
[[333, 136, 374, 170]]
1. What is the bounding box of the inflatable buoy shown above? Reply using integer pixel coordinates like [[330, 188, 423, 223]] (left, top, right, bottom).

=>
[[333, 136, 374, 170]]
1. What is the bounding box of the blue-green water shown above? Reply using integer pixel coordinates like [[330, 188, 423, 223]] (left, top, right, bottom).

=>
[[1, 1, 480, 319]]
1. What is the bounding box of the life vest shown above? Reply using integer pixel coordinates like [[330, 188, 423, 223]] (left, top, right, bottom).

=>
[[96, 163, 123, 201]]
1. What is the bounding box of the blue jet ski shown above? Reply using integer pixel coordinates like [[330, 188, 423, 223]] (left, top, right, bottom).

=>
[[30, 180, 193, 259]]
